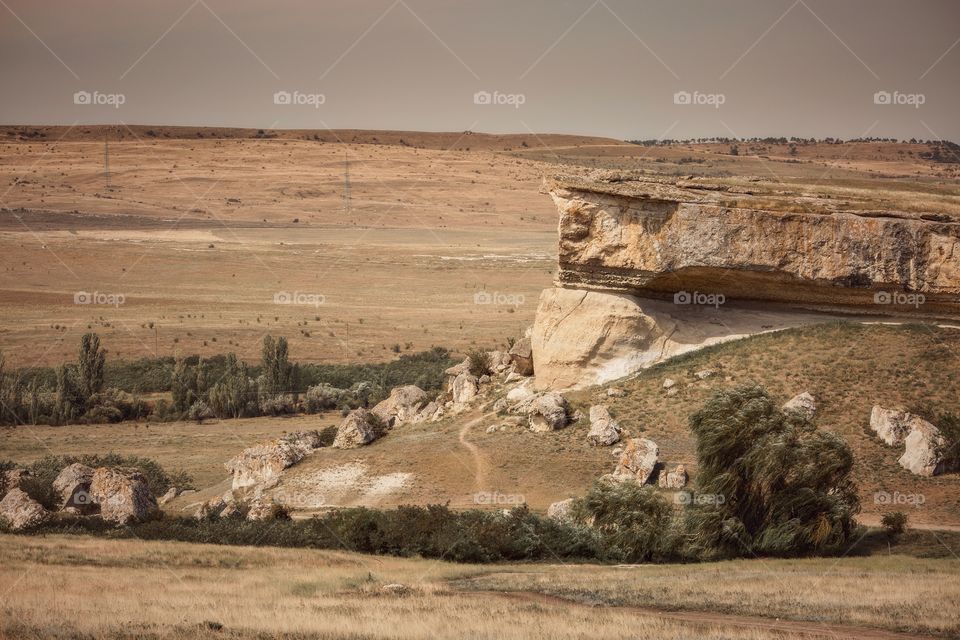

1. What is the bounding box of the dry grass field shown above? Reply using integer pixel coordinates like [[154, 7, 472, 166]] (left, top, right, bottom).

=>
[[1, 534, 957, 639]]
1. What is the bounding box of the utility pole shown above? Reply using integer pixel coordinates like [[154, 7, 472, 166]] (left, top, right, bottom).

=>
[[104, 133, 110, 190], [343, 151, 351, 215]]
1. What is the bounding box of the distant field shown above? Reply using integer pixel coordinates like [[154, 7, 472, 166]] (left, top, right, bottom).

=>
[[0, 534, 956, 639]]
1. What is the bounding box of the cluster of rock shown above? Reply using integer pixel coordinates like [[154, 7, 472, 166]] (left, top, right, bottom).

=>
[[870, 406, 955, 477], [0, 462, 160, 531], [227, 431, 325, 490]]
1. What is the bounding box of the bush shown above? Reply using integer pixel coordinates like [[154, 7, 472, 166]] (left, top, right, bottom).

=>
[[466, 349, 492, 378], [574, 479, 681, 562], [881, 511, 908, 539], [303, 383, 349, 413], [685, 386, 861, 558]]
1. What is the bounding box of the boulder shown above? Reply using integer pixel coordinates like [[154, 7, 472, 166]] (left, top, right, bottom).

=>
[[444, 358, 471, 379], [606, 387, 625, 397], [509, 392, 571, 432], [694, 369, 715, 380], [870, 406, 917, 445], [547, 498, 576, 523], [451, 372, 479, 406], [2, 468, 31, 495], [381, 583, 411, 596], [657, 464, 688, 489], [509, 337, 534, 376], [0, 488, 49, 530], [195, 496, 227, 520], [371, 385, 428, 426], [226, 432, 322, 490], [246, 496, 279, 521], [52, 463, 95, 512], [662, 378, 677, 389], [614, 438, 659, 484], [586, 405, 621, 446], [505, 384, 535, 404], [783, 392, 817, 419], [333, 408, 382, 449], [410, 401, 443, 423], [899, 421, 949, 477], [158, 487, 179, 506], [89, 467, 158, 525]]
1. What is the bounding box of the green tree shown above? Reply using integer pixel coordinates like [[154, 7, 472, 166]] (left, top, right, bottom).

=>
[[171, 357, 193, 413], [686, 386, 860, 558], [77, 333, 105, 401], [209, 353, 252, 419], [53, 364, 84, 424], [260, 335, 293, 396]]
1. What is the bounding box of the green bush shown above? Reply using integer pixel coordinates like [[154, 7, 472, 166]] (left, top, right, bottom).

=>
[[881, 511, 908, 539], [466, 349, 492, 378], [685, 386, 861, 558]]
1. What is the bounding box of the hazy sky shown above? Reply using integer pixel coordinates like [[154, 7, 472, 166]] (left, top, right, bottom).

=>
[[1, 0, 957, 141]]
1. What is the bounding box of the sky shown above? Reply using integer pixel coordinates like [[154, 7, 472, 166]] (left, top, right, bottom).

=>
[[1, 0, 957, 141]]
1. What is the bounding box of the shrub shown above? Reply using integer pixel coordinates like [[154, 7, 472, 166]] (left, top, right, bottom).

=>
[[881, 511, 908, 539], [685, 386, 861, 558], [574, 479, 681, 562], [466, 349, 492, 378], [303, 383, 349, 413]]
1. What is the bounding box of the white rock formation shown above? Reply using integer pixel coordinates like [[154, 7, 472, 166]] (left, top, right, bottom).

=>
[[333, 408, 382, 449], [586, 405, 621, 446], [0, 488, 49, 530], [89, 467, 158, 525], [547, 498, 576, 523], [509, 392, 571, 432], [372, 385, 428, 426], [614, 438, 659, 484], [783, 392, 817, 419]]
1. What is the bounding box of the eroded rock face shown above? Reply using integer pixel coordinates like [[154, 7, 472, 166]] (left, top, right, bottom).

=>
[[372, 385, 428, 426], [870, 406, 918, 446], [899, 422, 948, 477], [53, 463, 95, 512], [783, 392, 817, 419], [226, 431, 322, 490], [89, 467, 157, 525], [509, 337, 534, 376], [550, 177, 960, 312], [0, 488, 49, 530], [333, 408, 382, 449], [451, 372, 479, 406], [614, 438, 659, 484], [657, 465, 688, 489], [547, 498, 575, 522], [509, 392, 571, 432], [587, 405, 621, 446]]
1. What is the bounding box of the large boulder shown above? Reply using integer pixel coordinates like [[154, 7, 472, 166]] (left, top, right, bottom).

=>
[[52, 463, 96, 513], [333, 408, 382, 449], [783, 392, 817, 418], [508, 337, 534, 376], [226, 431, 322, 491], [451, 372, 479, 406], [410, 400, 443, 424], [372, 385, 428, 426], [89, 467, 158, 525], [2, 468, 31, 495], [546, 498, 576, 523], [870, 406, 918, 445], [614, 438, 659, 484], [899, 421, 949, 477], [0, 488, 49, 530], [587, 405, 621, 446], [509, 392, 571, 432]]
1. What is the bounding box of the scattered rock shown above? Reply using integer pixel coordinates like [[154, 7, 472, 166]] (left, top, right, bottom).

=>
[[485, 425, 498, 434], [662, 378, 677, 389], [371, 385, 428, 426], [506, 384, 535, 404], [509, 392, 571, 432], [0, 488, 49, 530], [614, 438, 659, 484], [158, 487, 179, 506], [381, 583, 411, 596], [2, 468, 31, 495], [479, 374, 492, 385], [53, 463, 95, 512], [606, 387, 625, 397], [870, 406, 916, 446], [195, 496, 227, 520], [226, 431, 323, 490], [246, 496, 279, 521], [410, 401, 443, 424], [657, 464, 688, 489], [587, 405, 621, 446], [451, 372, 479, 406], [333, 408, 382, 449], [900, 421, 949, 477], [547, 498, 576, 523], [89, 467, 158, 525], [666, 387, 678, 397], [783, 392, 817, 418], [508, 337, 534, 376]]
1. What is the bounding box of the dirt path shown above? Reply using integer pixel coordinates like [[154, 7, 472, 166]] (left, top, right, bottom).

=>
[[457, 412, 495, 492], [462, 590, 936, 640]]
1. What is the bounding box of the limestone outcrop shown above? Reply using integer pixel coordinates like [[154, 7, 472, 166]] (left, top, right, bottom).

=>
[[531, 174, 960, 388], [333, 408, 382, 449], [226, 431, 324, 490], [0, 488, 49, 530], [870, 406, 955, 476], [372, 385, 428, 426], [89, 467, 158, 524], [613, 438, 659, 484], [586, 405, 621, 446], [53, 463, 95, 513]]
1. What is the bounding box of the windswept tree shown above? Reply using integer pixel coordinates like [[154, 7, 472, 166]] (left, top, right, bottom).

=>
[[686, 386, 860, 558], [77, 333, 105, 401]]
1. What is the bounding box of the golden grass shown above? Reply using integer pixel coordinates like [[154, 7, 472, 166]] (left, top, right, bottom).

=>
[[2, 534, 957, 639]]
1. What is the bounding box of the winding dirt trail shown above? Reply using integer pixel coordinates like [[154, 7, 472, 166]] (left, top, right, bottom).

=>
[[457, 412, 495, 492], [462, 589, 937, 640]]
